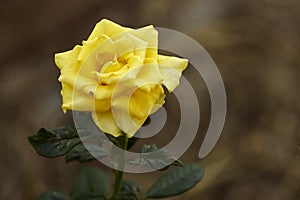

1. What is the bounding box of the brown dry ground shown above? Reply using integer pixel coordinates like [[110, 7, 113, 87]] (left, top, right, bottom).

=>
[[1, 0, 299, 199]]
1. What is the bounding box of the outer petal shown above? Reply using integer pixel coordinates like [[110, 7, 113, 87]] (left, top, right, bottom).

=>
[[59, 67, 113, 100], [129, 25, 158, 59], [131, 25, 157, 47], [129, 84, 164, 119], [54, 50, 72, 70], [114, 33, 148, 61], [78, 35, 116, 65], [136, 62, 163, 86], [157, 55, 188, 92], [78, 37, 100, 62], [87, 19, 131, 42], [150, 91, 166, 114], [111, 84, 164, 137], [61, 83, 110, 113], [59, 69, 96, 93], [92, 111, 122, 137], [54, 45, 82, 72]]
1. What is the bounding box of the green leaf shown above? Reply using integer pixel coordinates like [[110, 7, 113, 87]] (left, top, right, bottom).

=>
[[135, 144, 183, 170], [111, 180, 140, 200], [140, 144, 158, 153], [69, 193, 107, 200], [37, 191, 69, 200], [146, 164, 204, 198], [121, 180, 140, 197], [70, 167, 109, 200], [65, 143, 108, 163], [28, 126, 81, 158], [157, 160, 184, 171], [105, 134, 138, 150]]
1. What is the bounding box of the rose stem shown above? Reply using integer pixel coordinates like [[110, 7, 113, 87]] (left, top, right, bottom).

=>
[[113, 135, 128, 195]]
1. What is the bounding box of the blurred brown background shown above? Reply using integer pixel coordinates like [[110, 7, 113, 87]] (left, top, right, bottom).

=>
[[1, 0, 299, 199]]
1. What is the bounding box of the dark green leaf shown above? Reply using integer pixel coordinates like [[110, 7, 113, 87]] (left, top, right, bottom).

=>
[[141, 144, 158, 153], [111, 193, 137, 200], [111, 180, 140, 200], [65, 143, 108, 163], [139, 144, 183, 170], [146, 164, 204, 198], [37, 191, 69, 200], [121, 180, 140, 197], [69, 193, 107, 200], [105, 134, 138, 150], [70, 167, 109, 200], [28, 126, 81, 158], [157, 160, 184, 171]]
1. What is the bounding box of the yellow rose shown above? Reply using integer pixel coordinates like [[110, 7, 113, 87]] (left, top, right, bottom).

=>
[[54, 19, 188, 138]]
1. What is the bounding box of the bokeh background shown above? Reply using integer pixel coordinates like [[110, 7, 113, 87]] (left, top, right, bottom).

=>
[[1, 0, 299, 199]]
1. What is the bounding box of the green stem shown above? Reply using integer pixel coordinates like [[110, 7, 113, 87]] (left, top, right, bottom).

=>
[[113, 135, 128, 194], [113, 170, 123, 194]]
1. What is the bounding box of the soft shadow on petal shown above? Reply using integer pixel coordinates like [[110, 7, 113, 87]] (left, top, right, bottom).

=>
[[129, 84, 164, 119], [111, 84, 164, 137], [150, 92, 166, 114], [158, 55, 188, 92], [94, 84, 114, 100]]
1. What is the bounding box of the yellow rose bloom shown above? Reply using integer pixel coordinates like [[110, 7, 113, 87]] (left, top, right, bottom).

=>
[[54, 19, 188, 138]]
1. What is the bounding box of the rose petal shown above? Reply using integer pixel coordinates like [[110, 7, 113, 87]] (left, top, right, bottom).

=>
[[96, 61, 128, 85], [95, 55, 144, 85], [158, 55, 188, 92], [59, 71, 113, 100], [59, 69, 96, 92], [92, 111, 123, 137], [136, 62, 163, 85], [129, 25, 158, 59], [114, 33, 148, 61], [78, 35, 116, 65], [54, 45, 82, 71], [94, 84, 114, 100], [150, 92, 166, 114], [111, 84, 164, 137], [54, 50, 72, 70], [131, 25, 157, 46], [87, 19, 131, 42], [61, 83, 110, 113]]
